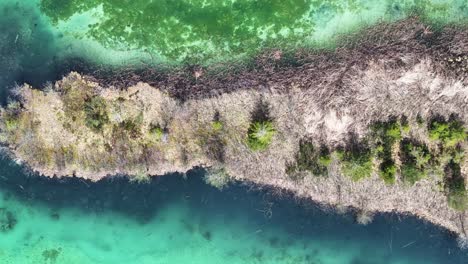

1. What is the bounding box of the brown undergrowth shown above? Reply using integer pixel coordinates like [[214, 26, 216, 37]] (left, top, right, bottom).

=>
[[68, 17, 468, 101]]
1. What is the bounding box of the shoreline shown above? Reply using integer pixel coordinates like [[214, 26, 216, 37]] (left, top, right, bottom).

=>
[[241, 174, 467, 240], [72, 18, 468, 101], [3, 161, 465, 242]]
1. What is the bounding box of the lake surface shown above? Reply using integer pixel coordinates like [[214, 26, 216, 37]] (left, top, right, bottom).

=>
[[0, 0, 467, 263], [0, 159, 467, 264]]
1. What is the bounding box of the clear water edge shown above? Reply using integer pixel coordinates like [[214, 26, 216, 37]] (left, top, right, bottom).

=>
[[0, 162, 466, 263]]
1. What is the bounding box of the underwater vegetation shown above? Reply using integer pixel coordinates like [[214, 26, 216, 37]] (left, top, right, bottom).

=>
[[0, 1, 59, 103], [0, 208, 17, 233], [37, 0, 468, 62]]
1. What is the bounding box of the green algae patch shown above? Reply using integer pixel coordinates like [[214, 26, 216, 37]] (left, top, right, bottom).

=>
[[38, 0, 468, 63], [42, 248, 62, 263], [0, 208, 17, 233], [40, 0, 316, 61]]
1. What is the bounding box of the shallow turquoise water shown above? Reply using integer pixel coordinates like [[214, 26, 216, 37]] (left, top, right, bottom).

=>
[[0, 0, 467, 98], [0, 0, 467, 263], [1, 0, 468, 70], [0, 160, 466, 263]]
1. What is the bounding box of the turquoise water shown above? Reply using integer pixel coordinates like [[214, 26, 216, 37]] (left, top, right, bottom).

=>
[[0, 159, 466, 263], [0, 0, 466, 99], [1, 0, 467, 70], [0, 0, 467, 97], [0, 0, 468, 263]]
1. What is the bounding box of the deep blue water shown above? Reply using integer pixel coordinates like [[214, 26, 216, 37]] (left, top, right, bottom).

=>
[[0, 157, 466, 263]]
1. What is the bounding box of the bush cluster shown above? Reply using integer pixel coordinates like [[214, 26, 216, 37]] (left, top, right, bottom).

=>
[[120, 113, 143, 139], [204, 167, 230, 190], [429, 117, 466, 148], [444, 161, 467, 211], [246, 99, 276, 151], [287, 140, 331, 179], [371, 119, 403, 184], [399, 139, 431, 185], [338, 142, 373, 182]]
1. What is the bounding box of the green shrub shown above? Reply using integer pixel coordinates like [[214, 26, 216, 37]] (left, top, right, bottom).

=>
[[400, 116, 410, 133], [120, 113, 143, 138], [318, 152, 332, 167], [416, 114, 425, 126], [149, 125, 164, 141], [444, 161, 467, 211], [379, 159, 396, 184], [211, 120, 223, 132], [339, 145, 373, 181], [247, 121, 275, 151], [371, 119, 403, 184], [84, 96, 109, 131], [371, 119, 402, 147], [400, 139, 431, 185], [429, 118, 466, 148], [288, 140, 331, 177], [3, 113, 19, 132], [130, 170, 151, 184], [400, 164, 426, 185], [197, 115, 226, 162], [204, 167, 230, 189], [2, 102, 22, 132]]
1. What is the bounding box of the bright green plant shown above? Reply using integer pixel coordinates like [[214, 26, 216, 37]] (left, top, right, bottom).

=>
[[318, 153, 332, 167], [4, 115, 19, 132], [211, 121, 223, 132], [371, 119, 404, 184], [338, 146, 373, 181], [149, 125, 164, 141], [247, 121, 276, 151], [379, 160, 396, 184], [400, 116, 410, 133], [2, 102, 22, 132], [429, 119, 466, 148], [204, 167, 230, 190]]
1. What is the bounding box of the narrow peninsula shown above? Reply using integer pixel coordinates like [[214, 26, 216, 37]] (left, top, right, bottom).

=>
[[1, 19, 467, 240]]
